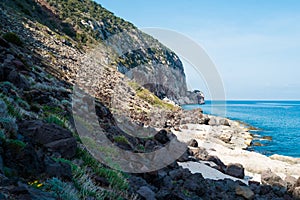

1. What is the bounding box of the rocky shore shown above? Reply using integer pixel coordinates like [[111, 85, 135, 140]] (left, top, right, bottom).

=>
[[169, 110, 300, 199]]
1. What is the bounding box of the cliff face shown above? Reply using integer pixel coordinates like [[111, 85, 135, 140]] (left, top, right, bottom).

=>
[[1, 0, 193, 104], [0, 0, 181, 198]]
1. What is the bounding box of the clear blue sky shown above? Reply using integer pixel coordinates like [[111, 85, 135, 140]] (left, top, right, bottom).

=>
[[96, 0, 300, 100]]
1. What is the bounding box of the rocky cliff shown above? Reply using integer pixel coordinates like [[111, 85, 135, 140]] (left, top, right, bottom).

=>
[[1, 0, 196, 105]]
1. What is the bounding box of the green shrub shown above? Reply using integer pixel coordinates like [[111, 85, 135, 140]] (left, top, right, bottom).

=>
[[95, 166, 129, 191], [76, 148, 100, 169], [0, 94, 22, 119], [136, 144, 145, 152], [113, 135, 129, 144], [2, 32, 23, 46], [0, 117, 18, 137], [45, 115, 65, 127], [42, 105, 64, 116], [46, 178, 79, 200]]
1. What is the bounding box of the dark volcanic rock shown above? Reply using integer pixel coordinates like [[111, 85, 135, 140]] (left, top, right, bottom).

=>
[[19, 120, 77, 159], [225, 163, 245, 179], [137, 186, 156, 200], [183, 173, 206, 196], [177, 149, 190, 162], [3, 144, 44, 178], [154, 130, 169, 144], [7, 69, 30, 90], [44, 138, 77, 159], [44, 157, 72, 180], [168, 168, 190, 181], [206, 155, 226, 172]]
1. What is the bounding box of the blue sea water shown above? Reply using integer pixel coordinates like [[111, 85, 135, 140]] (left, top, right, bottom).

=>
[[182, 101, 300, 158]]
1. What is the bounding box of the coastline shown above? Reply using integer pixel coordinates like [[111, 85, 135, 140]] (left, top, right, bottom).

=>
[[172, 112, 300, 184], [183, 100, 300, 158]]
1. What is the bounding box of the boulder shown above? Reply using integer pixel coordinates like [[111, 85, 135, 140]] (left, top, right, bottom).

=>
[[128, 176, 152, 192], [44, 157, 72, 180], [18, 120, 77, 159], [3, 144, 44, 178], [187, 139, 198, 147], [225, 163, 245, 179], [219, 119, 230, 126], [137, 186, 156, 200], [285, 175, 297, 192], [261, 169, 287, 188], [208, 117, 218, 126], [168, 168, 190, 181], [183, 173, 206, 196], [7, 69, 30, 90], [219, 131, 232, 143], [236, 186, 255, 200], [191, 147, 209, 160], [177, 149, 190, 162], [154, 130, 169, 144], [206, 155, 226, 172]]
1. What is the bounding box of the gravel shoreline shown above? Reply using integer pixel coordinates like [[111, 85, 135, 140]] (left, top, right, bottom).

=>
[[172, 113, 300, 184]]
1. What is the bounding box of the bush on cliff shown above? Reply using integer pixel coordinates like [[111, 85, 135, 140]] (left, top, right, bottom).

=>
[[2, 32, 23, 46]]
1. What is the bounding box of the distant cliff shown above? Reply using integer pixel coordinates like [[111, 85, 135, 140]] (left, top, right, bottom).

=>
[[1, 0, 201, 105]]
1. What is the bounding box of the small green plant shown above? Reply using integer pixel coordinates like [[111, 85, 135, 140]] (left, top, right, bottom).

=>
[[136, 144, 145, 152], [46, 178, 80, 200], [0, 94, 22, 119], [2, 32, 23, 46], [72, 167, 107, 199], [95, 166, 129, 191], [76, 148, 100, 169], [42, 105, 64, 116], [45, 115, 65, 127], [113, 135, 129, 144], [6, 139, 26, 150]]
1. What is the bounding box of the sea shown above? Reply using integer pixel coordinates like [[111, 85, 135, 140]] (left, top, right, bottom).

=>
[[182, 100, 300, 158]]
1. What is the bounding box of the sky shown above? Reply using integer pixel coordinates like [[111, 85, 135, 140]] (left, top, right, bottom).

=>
[[96, 0, 300, 100]]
